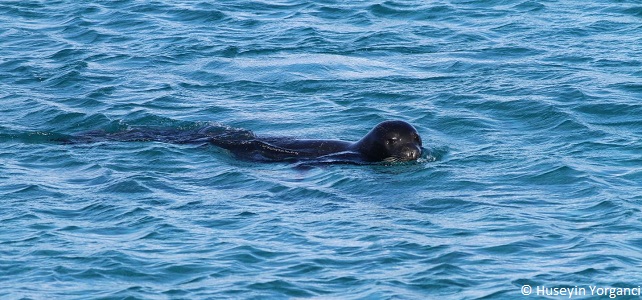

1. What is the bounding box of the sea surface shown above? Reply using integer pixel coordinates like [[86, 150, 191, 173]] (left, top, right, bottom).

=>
[[1, 0, 642, 299]]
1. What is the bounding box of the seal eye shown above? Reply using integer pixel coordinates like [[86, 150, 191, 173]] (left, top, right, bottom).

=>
[[386, 138, 397, 145]]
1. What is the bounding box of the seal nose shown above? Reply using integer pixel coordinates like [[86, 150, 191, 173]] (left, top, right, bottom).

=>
[[401, 145, 421, 160]]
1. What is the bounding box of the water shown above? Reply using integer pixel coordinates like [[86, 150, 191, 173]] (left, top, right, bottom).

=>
[[1, 0, 641, 299]]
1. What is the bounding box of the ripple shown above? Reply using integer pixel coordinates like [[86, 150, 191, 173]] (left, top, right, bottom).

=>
[[100, 178, 153, 194]]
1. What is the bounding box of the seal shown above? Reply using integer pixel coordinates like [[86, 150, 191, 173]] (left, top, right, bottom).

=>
[[67, 120, 423, 163], [209, 120, 423, 163]]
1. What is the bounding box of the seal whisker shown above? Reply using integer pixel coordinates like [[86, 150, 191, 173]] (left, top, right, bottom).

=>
[[383, 157, 402, 163]]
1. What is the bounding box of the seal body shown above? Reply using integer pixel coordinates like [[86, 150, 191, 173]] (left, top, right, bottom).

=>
[[68, 120, 423, 163]]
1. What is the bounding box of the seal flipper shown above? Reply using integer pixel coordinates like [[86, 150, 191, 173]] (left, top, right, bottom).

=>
[[208, 138, 303, 161], [293, 152, 368, 169]]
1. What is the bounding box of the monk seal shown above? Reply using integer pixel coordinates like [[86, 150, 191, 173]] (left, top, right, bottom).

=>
[[210, 120, 423, 163], [67, 120, 423, 163]]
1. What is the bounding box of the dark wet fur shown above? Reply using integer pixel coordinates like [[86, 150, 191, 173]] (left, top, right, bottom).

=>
[[63, 125, 365, 163], [63, 121, 423, 164]]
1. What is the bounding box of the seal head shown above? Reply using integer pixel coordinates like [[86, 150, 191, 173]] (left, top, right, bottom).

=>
[[352, 120, 422, 162]]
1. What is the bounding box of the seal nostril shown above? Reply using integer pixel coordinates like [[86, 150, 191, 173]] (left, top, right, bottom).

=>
[[408, 147, 420, 160], [400, 146, 420, 160]]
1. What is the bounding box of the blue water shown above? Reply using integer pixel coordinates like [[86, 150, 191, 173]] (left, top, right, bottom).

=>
[[2, 0, 642, 298]]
